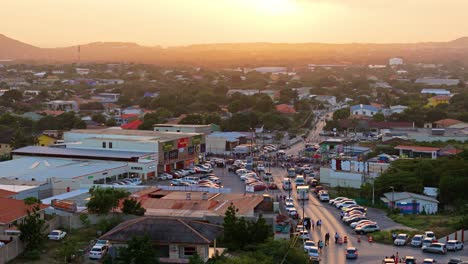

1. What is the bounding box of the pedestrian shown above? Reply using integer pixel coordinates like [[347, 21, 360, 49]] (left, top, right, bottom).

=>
[[325, 232, 330, 246], [340, 211, 344, 220], [279, 195, 282, 202], [334, 232, 339, 243], [395, 252, 399, 264], [390, 254, 395, 259], [318, 240, 324, 252], [311, 219, 315, 230], [392, 232, 397, 241]]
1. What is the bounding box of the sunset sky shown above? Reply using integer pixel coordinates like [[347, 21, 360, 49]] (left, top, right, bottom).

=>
[[2, 0, 468, 47]]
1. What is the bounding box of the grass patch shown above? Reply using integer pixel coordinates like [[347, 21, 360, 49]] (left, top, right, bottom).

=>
[[371, 229, 420, 245], [388, 214, 463, 238]]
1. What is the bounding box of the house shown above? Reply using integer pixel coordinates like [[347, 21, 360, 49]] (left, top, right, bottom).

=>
[[420, 89, 451, 95], [373, 81, 392, 89], [389, 57, 404, 66], [381, 105, 408, 116], [382, 128, 468, 142], [381, 192, 439, 214], [45, 100, 79, 112], [427, 95, 450, 107], [153, 124, 212, 135], [350, 104, 379, 117], [394, 145, 440, 159], [313, 95, 337, 106], [292, 87, 312, 100], [434, 119, 468, 129], [37, 130, 63, 146], [100, 217, 223, 263], [415, 78, 460, 86], [0, 197, 48, 234], [275, 104, 296, 114], [121, 119, 143, 130]]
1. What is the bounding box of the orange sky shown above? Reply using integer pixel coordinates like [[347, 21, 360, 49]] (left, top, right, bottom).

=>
[[2, 0, 468, 47]]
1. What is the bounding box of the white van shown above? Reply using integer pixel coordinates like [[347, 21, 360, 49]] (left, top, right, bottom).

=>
[[282, 178, 292, 190], [181, 176, 199, 185]]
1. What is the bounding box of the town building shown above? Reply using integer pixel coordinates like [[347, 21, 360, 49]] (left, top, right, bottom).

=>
[[63, 128, 205, 173], [206, 132, 253, 154], [381, 192, 439, 214], [99, 217, 223, 263], [434, 119, 468, 129], [420, 89, 451, 95], [388, 57, 404, 66], [394, 145, 440, 159], [382, 128, 468, 142], [427, 95, 450, 107], [45, 100, 79, 112], [320, 160, 389, 188], [350, 104, 379, 117], [415, 78, 460, 86], [0, 197, 48, 234], [312, 95, 337, 106], [153, 124, 212, 135]]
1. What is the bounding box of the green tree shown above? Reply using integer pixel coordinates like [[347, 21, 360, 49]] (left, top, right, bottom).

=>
[[92, 113, 107, 124], [188, 253, 205, 264], [179, 114, 204, 125], [222, 203, 239, 250], [332, 108, 350, 120], [372, 112, 385, 122], [55, 238, 79, 263], [10, 127, 36, 150], [117, 235, 158, 264], [87, 187, 130, 215], [279, 88, 297, 104], [79, 102, 104, 111], [24, 197, 41, 205], [16, 204, 47, 251], [122, 198, 146, 216]]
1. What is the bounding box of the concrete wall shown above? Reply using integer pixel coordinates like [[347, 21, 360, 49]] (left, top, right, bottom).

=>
[[319, 168, 363, 188], [206, 137, 228, 154], [438, 229, 468, 243]]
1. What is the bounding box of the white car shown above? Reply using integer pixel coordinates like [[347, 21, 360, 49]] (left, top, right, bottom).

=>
[[336, 200, 357, 209], [308, 246, 319, 258], [319, 192, 330, 202], [285, 197, 294, 204], [446, 240, 464, 251], [94, 239, 110, 247], [48, 230, 67, 240], [126, 178, 142, 185], [410, 234, 424, 247], [424, 231, 436, 241], [350, 220, 375, 229], [299, 230, 310, 240], [421, 238, 434, 249], [89, 245, 108, 260], [329, 197, 348, 205], [303, 240, 316, 252], [394, 234, 408, 246]]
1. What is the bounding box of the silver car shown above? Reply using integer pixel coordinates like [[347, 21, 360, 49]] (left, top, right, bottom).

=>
[[422, 242, 446, 254]]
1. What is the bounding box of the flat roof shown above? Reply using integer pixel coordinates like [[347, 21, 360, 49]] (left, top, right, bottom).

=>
[[67, 128, 201, 141], [0, 157, 127, 182], [13, 146, 154, 161], [153, 124, 210, 128]]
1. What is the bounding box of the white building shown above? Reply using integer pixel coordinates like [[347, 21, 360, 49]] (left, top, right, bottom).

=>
[[76, 68, 90, 75], [420, 89, 451, 95], [381, 192, 439, 214], [313, 95, 337, 106], [389, 57, 404, 66], [45, 100, 79, 112]]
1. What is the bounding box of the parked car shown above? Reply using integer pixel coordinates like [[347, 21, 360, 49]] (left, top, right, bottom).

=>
[[89, 245, 108, 260], [94, 239, 110, 247], [157, 174, 169, 181], [329, 197, 348, 205], [303, 240, 316, 252], [289, 208, 299, 219], [410, 234, 424, 247], [48, 230, 67, 240], [345, 247, 358, 259], [422, 258, 437, 264], [422, 238, 434, 249], [394, 234, 409, 246], [314, 186, 324, 194], [343, 206, 367, 213], [268, 183, 278, 190], [350, 220, 375, 229], [402, 256, 416, 264], [446, 240, 464, 251], [422, 243, 446, 254], [308, 246, 319, 258], [344, 216, 368, 225], [448, 258, 465, 264], [355, 224, 379, 234], [336, 200, 357, 209], [424, 231, 436, 241]]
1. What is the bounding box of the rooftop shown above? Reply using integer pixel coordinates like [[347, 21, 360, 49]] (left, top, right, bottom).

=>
[[0, 157, 127, 182], [382, 192, 439, 203], [153, 124, 211, 128], [67, 128, 201, 142], [394, 145, 441, 152], [100, 217, 223, 244], [434, 119, 464, 127], [0, 188, 17, 198], [0, 197, 48, 225], [207, 132, 252, 142], [13, 146, 154, 161]]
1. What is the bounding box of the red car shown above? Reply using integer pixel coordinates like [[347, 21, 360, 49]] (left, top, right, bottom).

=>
[[251, 183, 267, 191], [268, 183, 278, 190]]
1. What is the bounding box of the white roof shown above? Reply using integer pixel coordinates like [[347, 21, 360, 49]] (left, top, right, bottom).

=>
[[382, 192, 439, 203]]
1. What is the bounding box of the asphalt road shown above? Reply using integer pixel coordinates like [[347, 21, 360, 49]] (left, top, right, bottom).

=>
[[269, 112, 467, 263]]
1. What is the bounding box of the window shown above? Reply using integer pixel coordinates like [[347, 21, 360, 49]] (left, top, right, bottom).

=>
[[109, 142, 113, 149], [183, 246, 197, 257], [102, 142, 106, 148], [354, 111, 358, 115], [371, 112, 374, 115]]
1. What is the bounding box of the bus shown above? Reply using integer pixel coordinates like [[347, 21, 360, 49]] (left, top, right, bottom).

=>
[[297, 185, 310, 200]]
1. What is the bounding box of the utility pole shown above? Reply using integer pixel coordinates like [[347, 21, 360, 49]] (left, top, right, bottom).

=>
[[288, 178, 291, 199], [390, 186, 395, 209]]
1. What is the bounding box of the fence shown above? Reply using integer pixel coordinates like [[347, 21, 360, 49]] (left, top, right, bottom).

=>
[[438, 229, 467, 243], [0, 217, 61, 264]]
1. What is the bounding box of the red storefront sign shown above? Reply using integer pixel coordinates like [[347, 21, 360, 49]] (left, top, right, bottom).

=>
[[177, 137, 189, 148]]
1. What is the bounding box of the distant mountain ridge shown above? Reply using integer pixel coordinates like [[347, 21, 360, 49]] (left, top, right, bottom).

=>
[[1, 34, 468, 67]]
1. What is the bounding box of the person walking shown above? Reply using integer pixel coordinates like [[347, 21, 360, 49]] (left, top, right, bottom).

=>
[[317, 219, 322, 230], [311, 219, 315, 230], [325, 232, 330, 246], [340, 211, 345, 220], [334, 232, 339, 243], [318, 240, 324, 253]]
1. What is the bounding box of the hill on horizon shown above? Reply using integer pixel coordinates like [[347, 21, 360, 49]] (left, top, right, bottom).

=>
[[1, 34, 468, 67]]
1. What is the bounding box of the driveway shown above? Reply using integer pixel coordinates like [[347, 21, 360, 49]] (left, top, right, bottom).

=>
[[366, 208, 415, 231]]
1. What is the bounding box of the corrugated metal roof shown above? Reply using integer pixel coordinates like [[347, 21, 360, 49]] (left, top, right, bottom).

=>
[[383, 192, 439, 203], [13, 146, 153, 159]]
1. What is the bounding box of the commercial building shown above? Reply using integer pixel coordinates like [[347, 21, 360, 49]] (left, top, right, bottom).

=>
[[389, 57, 404, 66], [64, 128, 205, 173], [206, 132, 253, 154], [415, 78, 460, 86], [382, 128, 468, 142], [350, 104, 379, 117], [320, 160, 390, 188], [420, 88, 451, 95], [394, 145, 440, 159], [45, 100, 79, 112]]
